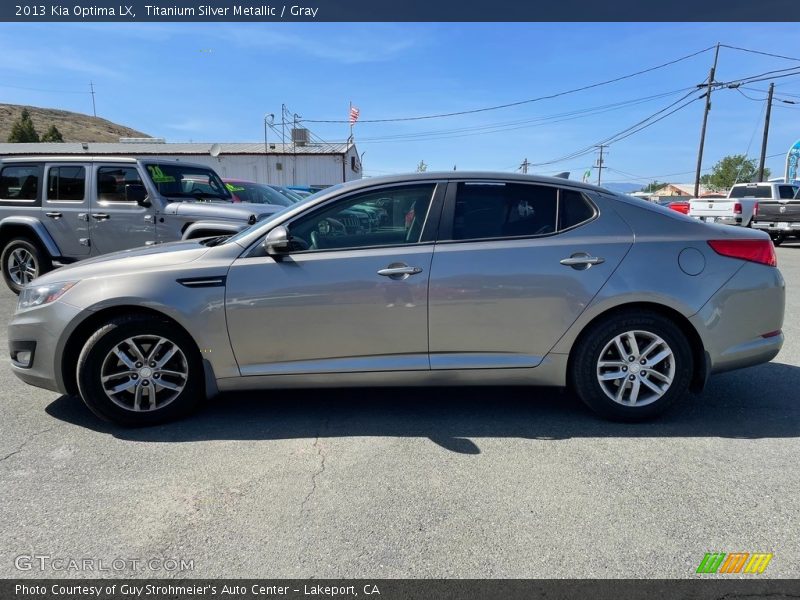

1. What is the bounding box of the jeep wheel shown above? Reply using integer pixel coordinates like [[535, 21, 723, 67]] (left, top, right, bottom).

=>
[[1, 238, 52, 294], [77, 315, 204, 426]]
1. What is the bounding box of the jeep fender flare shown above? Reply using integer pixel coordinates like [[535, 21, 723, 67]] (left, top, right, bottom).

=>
[[0, 216, 60, 258], [181, 220, 248, 240]]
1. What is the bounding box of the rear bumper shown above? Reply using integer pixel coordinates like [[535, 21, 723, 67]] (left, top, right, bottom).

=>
[[752, 221, 800, 233], [690, 262, 785, 374], [692, 215, 743, 226]]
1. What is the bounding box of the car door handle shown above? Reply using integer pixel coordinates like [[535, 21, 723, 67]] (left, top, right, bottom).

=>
[[560, 254, 605, 269], [45, 212, 62, 219], [91, 213, 110, 221], [377, 265, 423, 279]]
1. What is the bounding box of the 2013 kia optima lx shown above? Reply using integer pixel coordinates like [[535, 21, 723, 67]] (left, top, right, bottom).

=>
[[7, 173, 785, 425]]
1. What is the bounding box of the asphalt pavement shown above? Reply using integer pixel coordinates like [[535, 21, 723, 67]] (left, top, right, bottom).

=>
[[0, 245, 798, 579]]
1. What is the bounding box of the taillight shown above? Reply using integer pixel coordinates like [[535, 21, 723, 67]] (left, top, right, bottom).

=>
[[707, 239, 777, 267], [734, 202, 742, 214], [754, 202, 759, 216]]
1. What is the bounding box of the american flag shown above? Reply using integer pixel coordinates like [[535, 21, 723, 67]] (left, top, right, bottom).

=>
[[349, 105, 360, 125]]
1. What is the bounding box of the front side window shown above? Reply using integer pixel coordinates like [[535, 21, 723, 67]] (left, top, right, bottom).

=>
[[47, 166, 85, 201], [287, 184, 435, 252], [452, 182, 557, 240], [0, 165, 39, 200], [97, 167, 144, 202], [779, 185, 796, 199]]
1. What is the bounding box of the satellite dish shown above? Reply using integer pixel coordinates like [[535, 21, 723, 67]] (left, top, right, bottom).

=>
[[209, 143, 221, 157]]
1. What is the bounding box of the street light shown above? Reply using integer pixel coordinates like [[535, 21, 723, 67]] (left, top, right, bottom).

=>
[[264, 113, 274, 184]]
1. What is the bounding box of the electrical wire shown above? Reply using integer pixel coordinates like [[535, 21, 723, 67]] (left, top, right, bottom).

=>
[[719, 44, 800, 63], [300, 46, 716, 124]]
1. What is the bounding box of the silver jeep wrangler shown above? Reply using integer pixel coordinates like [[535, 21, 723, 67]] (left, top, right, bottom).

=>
[[0, 156, 282, 293]]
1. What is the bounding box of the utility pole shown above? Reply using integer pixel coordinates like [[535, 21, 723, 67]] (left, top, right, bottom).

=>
[[520, 158, 530, 174], [694, 43, 721, 197], [595, 145, 607, 185], [292, 112, 299, 185], [264, 113, 274, 184], [89, 81, 96, 117], [758, 82, 775, 182]]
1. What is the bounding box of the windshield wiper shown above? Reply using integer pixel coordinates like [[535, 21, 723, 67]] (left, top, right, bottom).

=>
[[199, 235, 231, 247]]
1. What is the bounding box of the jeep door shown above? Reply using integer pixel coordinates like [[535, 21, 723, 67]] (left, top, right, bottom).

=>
[[225, 182, 444, 376], [42, 162, 91, 257], [89, 164, 156, 253]]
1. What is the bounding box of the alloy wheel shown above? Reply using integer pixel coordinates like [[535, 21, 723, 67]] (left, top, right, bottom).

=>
[[7, 247, 38, 286]]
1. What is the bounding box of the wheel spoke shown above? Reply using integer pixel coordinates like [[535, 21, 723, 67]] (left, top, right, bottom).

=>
[[614, 381, 627, 403], [640, 376, 666, 397], [155, 346, 178, 368], [146, 338, 167, 362], [124, 338, 147, 363], [613, 337, 627, 359], [647, 370, 673, 384], [628, 378, 641, 405], [157, 369, 186, 379], [599, 370, 627, 381], [598, 360, 626, 368], [133, 384, 145, 410], [155, 379, 182, 391], [112, 348, 136, 370], [110, 378, 137, 394], [639, 339, 661, 360], [625, 332, 640, 357], [645, 349, 672, 368], [102, 370, 135, 383]]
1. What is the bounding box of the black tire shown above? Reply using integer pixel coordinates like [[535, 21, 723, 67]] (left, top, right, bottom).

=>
[[1, 237, 52, 294], [570, 310, 693, 421], [76, 315, 204, 426], [771, 233, 785, 247]]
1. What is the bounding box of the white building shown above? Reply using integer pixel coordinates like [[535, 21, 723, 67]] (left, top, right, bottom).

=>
[[0, 140, 362, 187]]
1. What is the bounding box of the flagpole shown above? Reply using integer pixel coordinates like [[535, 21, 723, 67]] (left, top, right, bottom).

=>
[[349, 100, 353, 143]]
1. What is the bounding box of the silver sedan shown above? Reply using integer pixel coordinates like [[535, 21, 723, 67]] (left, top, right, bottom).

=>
[[7, 173, 785, 425]]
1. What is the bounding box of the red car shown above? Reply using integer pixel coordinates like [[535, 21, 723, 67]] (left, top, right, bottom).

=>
[[667, 200, 690, 214]]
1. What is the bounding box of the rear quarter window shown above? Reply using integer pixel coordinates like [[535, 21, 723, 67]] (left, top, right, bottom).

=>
[[0, 165, 40, 202]]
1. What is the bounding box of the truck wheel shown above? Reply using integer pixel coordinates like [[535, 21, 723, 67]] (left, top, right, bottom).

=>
[[76, 315, 204, 426], [1, 237, 52, 294], [771, 233, 785, 247], [570, 311, 693, 421]]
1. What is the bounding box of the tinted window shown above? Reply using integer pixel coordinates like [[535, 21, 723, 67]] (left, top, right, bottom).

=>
[[288, 184, 435, 252], [0, 165, 39, 200], [97, 167, 144, 202], [729, 185, 772, 198], [453, 182, 557, 240], [559, 189, 596, 229], [47, 166, 85, 201], [779, 185, 796, 199]]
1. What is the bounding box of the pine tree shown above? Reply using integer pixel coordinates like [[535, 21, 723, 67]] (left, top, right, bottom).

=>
[[40, 124, 64, 142], [7, 109, 40, 143]]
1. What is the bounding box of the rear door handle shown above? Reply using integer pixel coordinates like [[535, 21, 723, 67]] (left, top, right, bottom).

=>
[[560, 253, 605, 270], [377, 265, 423, 280], [45, 212, 62, 219], [91, 213, 110, 221]]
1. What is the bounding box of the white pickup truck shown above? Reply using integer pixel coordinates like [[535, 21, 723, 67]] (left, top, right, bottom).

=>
[[687, 183, 766, 227]]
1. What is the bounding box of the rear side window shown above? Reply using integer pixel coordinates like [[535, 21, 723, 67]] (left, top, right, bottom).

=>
[[779, 185, 796, 199], [97, 167, 144, 202], [0, 165, 39, 201], [48, 166, 85, 201], [559, 189, 596, 230], [453, 182, 557, 240]]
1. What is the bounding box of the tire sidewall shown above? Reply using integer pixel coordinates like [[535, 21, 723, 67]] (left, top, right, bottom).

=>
[[77, 317, 203, 426], [1, 238, 50, 294], [572, 312, 693, 421]]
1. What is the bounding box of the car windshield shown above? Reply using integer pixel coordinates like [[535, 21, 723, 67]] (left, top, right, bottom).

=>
[[224, 183, 345, 245], [225, 181, 295, 207], [145, 163, 232, 201]]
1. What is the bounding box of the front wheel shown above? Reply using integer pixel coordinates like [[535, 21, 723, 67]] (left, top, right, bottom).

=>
[[570, 311, 693, 421], [76, 316, 204, 426], [1, 238, 52, 294]]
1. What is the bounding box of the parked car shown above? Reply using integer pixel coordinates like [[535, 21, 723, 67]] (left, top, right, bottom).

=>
[[8, 173, 784, 426], [750, 182, 800, 246], [688, 193, 759, 228], [667, 200, 690, 214], [0, 158, 282, 293]]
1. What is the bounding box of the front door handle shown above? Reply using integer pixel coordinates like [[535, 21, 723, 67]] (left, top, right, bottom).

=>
[[560, 253, 605, 270], [377, 264, 423, 280], [91, 213, 110, 221], [45, 212, 62, 219]]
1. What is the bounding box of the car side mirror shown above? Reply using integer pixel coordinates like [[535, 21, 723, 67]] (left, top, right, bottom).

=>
[[264, 225, 291, 255], [126, 184, 150, 207]]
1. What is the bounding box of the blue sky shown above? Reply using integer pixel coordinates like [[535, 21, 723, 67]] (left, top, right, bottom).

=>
[[2, 22, 800, 186]]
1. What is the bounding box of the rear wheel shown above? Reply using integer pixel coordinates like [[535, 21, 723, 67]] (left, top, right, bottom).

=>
[[771, 233, 785, 247], [76, 316, 204, 426], [1, 237, 52, 294], [570, 311, 693, 421]]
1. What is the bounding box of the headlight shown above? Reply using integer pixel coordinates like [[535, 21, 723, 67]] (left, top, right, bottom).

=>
[[17, 281, 77, 312]]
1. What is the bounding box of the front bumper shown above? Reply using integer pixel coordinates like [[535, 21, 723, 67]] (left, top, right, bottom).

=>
[[7, 300, 84, 395], [690, 262, 785, 374]]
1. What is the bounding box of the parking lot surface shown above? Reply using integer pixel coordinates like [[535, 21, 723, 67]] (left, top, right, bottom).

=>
[[0, 245, 798, 579]]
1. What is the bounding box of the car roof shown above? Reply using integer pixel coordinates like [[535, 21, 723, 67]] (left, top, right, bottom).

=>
[[0, 156, 213, 170]]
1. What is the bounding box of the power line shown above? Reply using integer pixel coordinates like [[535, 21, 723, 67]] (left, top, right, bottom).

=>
[[0, 83, 89, 94], [719, 44, 800, 63], [301, 46, 716, 124]]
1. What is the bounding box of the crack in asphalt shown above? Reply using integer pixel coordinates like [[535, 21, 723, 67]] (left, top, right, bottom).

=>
[[300, 415, 330, 514], [0, 426, 54, 463]]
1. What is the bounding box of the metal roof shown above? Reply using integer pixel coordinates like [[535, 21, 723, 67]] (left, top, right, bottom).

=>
[[0, 141, 353, 156]]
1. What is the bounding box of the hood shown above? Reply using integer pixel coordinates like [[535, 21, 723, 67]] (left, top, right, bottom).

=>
[[31, 240, 211, 286], [166, 201, 282, 221]]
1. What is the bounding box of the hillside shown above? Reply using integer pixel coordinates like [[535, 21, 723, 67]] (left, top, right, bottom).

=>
[[0, 104, 150, 143]]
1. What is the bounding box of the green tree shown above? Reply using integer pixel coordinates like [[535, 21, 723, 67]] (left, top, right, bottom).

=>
[[706, 154, 771, 190], [641, 180, 665, 193], [40, 124, 64, 142], [7, 109, 40, 143]]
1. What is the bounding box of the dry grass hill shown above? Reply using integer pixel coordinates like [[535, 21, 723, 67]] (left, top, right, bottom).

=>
[[0, 104, 150, 142]]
